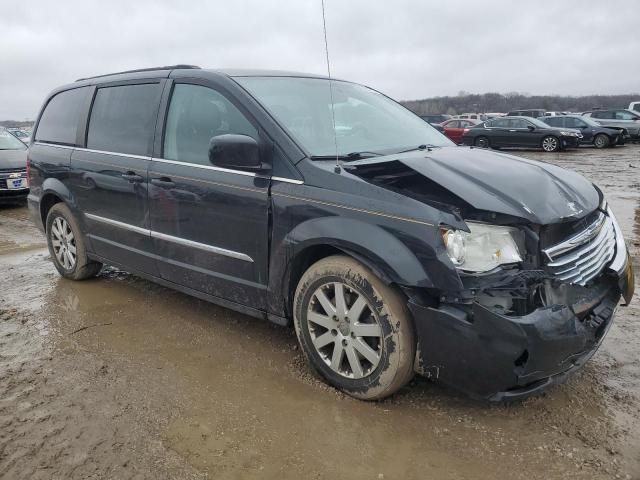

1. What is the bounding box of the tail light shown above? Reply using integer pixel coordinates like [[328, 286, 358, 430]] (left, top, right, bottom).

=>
[[463, 128, 470, 134]]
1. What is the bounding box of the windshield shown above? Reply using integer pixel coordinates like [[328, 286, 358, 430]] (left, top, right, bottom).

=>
[[236, 77, 452, 157], [0, 130, 27, 150]]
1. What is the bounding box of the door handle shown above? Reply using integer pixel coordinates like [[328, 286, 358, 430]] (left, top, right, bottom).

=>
[[151, 177, 175, 189], [121, 171, 144, 183]]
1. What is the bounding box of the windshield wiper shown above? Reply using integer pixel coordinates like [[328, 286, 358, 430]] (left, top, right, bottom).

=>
[[396, 144, 439, 154], [310, 151, 383, 161]]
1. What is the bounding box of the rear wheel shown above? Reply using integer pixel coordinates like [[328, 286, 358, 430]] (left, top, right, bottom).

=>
[[541, 136, 560, 152], [46, 203, 102, 280], [593, 133, 610, 149], [474, 136, 490, 148], [293, 255, 415, 400]]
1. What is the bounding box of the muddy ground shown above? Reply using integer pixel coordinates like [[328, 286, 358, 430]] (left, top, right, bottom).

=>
[[0, 145, 638, 480]]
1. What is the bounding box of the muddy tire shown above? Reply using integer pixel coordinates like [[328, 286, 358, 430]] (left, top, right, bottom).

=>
[[593, 133, 610, 149], [46, 203, 102, 280], [475, 136, 490, 148], [293, 255, 415, 400], [541, 135, 560, 152]]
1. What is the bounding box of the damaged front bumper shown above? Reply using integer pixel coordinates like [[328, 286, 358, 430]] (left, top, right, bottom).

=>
[[409, 251, 634, 402]]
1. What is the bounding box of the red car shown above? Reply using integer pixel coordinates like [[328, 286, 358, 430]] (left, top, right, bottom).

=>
[[440, 119, 481, 144]]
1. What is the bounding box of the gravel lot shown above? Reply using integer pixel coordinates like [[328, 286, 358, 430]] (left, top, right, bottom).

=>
[[0, 145, 638, 479]]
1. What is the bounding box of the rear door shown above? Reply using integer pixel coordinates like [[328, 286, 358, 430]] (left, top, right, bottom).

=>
[[70, 80, 164, 274], [148, 80, 270, 311], [486, 118, 511, 146], [443, 120, 461, 142]]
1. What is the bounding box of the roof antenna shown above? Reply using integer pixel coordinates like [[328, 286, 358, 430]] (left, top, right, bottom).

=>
[[321, 0, 341, 174]]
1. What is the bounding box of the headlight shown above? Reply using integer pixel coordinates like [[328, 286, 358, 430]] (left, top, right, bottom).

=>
[[441, 222, 523, 272]]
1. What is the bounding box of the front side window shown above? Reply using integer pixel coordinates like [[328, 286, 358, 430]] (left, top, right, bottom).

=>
[[163, 84, 258, 165], [87, 83, 160, 156], [544, 117, 563, 127], [564, 117, 585, 128], [508, 118, 528, 129], [236, 76, 451, 157], [0, 130, 27, 150], [35, 87, 90, 145]]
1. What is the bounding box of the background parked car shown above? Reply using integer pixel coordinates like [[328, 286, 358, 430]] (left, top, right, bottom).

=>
[[7, 128, 31, 145], [582, 109, 640, 140], [506, 109, 546, 118], [0, 128, 29, 203], [440, 118, 481, 144], [462, 116, 582, 152], [540, 115, 624, 148], [629, 101, 640, 113], [419, 113, 451, 124]]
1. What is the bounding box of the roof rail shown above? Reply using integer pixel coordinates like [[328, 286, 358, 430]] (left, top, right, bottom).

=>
[[75, 65, 201, 82]]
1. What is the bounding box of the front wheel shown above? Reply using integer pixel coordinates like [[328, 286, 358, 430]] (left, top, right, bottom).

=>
[[593, 133, 610, 149], [293, 256, 415, 400], [541, 135, 560, 152], [474, 136, 490, 148], [46, 203, 103, 280]]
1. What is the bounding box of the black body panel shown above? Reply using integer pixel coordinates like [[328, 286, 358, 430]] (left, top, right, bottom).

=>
[[27, 66, 635, 402]]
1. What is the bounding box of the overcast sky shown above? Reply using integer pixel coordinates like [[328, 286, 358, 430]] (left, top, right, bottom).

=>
[[2, 0, 639, 120]]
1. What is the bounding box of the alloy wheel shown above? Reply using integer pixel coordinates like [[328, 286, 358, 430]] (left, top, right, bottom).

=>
[[50, 217, 77, 270], [306, 282, 383, 379], [542, 136, 558, 152]]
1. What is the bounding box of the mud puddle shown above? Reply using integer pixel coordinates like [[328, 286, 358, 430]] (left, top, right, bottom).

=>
[[0, 146, 639, 479]]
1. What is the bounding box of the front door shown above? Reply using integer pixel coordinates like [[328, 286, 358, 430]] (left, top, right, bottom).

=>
[[148, 81, 270, 311], [71, 81, 163, 275]]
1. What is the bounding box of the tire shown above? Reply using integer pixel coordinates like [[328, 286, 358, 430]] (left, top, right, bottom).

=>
[[593, 133, 610, 149], [46, 203, 103, 280], [541, 135, 560, 152], [474, 136, 490, 148], [293, 255, 415, 400]]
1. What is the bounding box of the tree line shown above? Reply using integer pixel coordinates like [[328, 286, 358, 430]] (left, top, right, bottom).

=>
[[401, 92, 639, 115]]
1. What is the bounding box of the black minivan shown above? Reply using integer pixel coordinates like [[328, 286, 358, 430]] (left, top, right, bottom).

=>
[[28, 66, 634, 401]]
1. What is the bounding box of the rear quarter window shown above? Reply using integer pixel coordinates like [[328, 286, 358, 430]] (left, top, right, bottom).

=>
[[35, 87, 90, 145], [87, 83, 161, 156]]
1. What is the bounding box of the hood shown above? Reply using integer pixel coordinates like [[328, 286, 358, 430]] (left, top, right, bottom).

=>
[[347, 147, 600, 225], [0, 149, 27, 170]]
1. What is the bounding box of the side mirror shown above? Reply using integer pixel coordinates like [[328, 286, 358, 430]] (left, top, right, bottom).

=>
[[208, 134, 264, 171], [527, 125, 535, 131]]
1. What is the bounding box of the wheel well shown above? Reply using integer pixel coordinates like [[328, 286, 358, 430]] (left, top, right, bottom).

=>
[[285, 244, 397, 320], [40, 193, 63, 229], [286, 245, 342, 316]]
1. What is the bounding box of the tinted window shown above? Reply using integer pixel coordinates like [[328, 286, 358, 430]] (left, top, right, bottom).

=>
[[544, 117, 563, 127], [489, 118, 509, 128], [87, 84, 160, 156], [508, 118, 529, 129], [565, 117, 586, 128], [592, 111, 612, 119], [35, 87, 89, 145], [164, 84, 258, 165]]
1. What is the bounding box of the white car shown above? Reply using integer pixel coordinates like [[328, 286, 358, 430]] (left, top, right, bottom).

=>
[[7, 129, 31, 145], [629, 101, 640, 114]]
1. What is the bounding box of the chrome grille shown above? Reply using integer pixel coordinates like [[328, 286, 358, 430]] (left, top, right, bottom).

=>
[[543, 212, 616, 286]]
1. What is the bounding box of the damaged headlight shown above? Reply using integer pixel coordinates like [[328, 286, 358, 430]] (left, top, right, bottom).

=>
[[441, 222, 523, 272]]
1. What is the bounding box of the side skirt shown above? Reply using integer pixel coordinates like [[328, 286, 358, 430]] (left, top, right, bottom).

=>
[[87, 253, 289, 327]]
